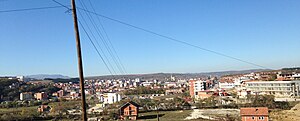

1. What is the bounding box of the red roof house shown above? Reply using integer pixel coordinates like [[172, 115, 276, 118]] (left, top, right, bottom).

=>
[[119, 101, 140, 120], [240, 107, 269, 121]]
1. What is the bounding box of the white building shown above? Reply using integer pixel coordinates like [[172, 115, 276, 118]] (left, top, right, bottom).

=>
[[20, 92, 33, 101], [218, 81, 235, 89], [17, 76, 30, 82], [99, 93, 122, 105], [245, 80, 300, 97], [219, 76, 251, 89], [164, 82, 177, 88], [292, 73, 300, 80], [194, 80, 206, 92], [141, 81, 153, 87], [135, 78, 140, 83], [189, 79, 206, 98]]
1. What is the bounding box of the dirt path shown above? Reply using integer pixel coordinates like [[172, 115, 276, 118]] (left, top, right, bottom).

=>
[[185, 109, 240, 120]]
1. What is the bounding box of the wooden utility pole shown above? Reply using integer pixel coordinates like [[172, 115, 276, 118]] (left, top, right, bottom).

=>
[[156, 106, 159, 121], [71, 0, 88, 120], [157, 110, 159, 121]]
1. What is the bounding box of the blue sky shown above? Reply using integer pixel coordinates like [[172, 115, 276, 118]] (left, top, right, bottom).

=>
[[1, 0, 300, 77]]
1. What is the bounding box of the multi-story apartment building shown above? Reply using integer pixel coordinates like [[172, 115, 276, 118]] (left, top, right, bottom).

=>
[[20, 92, 33, 101], [245, 80, 300, 97], [99, 93, 122, 106], [189, 79, 206, 98]]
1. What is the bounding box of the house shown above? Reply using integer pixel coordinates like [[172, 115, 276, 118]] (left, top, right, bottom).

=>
[[277, 71, 294, 81], [240, 107, 269, 121], [20, 92, 33, 101], [219, 76, 250, 89], [70, 91, 80, 99], [164, 82, 177, 88], [119, 101, 140, 120], [195, 91, 213, 99], [292, 73, 300, 80], [53, 90, 65, 97], [238, 89, 251, 98], [165, 88, 184, 95], [37, 105, 51, 113], [35, 92, 48, 100]]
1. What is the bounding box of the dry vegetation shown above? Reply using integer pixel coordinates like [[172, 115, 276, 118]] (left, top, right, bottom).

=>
[[270, 102, 300, 121]]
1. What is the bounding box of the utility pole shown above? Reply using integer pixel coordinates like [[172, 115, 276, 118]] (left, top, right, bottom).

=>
[[156, 106, 159, 121], [157, 109, 159, 121], [71, 0, 87, 121]]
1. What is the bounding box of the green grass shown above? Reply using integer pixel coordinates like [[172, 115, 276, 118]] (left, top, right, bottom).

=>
[[138, 110, 193, 121], [0, 100, 81, 115], [0, 106, 38, 115]]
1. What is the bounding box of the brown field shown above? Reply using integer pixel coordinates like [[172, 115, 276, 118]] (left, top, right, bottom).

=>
[[270, 102, 300, 121]]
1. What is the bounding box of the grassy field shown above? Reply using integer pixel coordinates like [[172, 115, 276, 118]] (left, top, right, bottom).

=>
[[138, 110, 193, 121], [0, 106, 38, 115]]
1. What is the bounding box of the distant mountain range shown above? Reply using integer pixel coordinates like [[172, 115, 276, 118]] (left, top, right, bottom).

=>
[[26, 74, 70, 80], [23, 69, 272, 80], [86, 69, 272, 80]]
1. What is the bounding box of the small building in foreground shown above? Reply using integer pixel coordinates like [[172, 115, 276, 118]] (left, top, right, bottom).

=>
[[240, 107, 268, 121], [37, 105, 51, 113], [119, 101, 139, 120]]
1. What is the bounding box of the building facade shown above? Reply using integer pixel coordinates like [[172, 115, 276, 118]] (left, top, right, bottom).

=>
[[100, 93, 122, 105], [20, 92, 33, 101], [35, 92, 48, 100], [245, 80, 300, 97], [119, 101, 139, 120], [189, 79, 206, 98]]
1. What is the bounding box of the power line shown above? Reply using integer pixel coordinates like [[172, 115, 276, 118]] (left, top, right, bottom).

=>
[[77, 10, 117, 75], [0, 6, 63, 13], [77, 7, 271, 70], [78, 0, 125, 74], [52, 1, 271, 70], [52, 0, 116, 76], [52, 0, 70, 10], [78, 20, 115, 76], [87, 0, 128, 74]]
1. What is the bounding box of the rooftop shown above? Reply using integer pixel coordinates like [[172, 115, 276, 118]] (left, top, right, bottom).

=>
[[240, 107, 268, 116], [246, 80, 300, 84]]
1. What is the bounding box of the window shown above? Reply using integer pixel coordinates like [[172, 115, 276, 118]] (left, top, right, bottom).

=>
[[259, 116, 264, 120]]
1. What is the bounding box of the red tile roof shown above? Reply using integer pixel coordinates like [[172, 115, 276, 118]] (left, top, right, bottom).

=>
[[240, 107, 268, 116]]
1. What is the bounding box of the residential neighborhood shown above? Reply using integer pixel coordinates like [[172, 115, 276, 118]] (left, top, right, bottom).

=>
[[1, 68, 300, 120]]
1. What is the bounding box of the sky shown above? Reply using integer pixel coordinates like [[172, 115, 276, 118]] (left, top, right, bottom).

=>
[[0, 0, 300, 77]]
